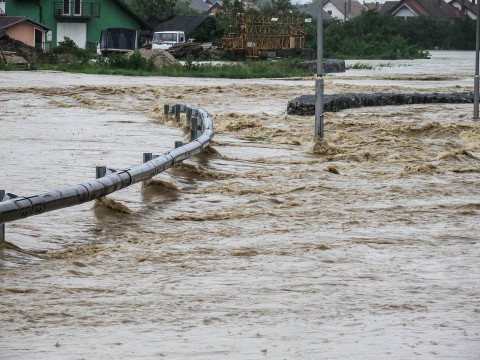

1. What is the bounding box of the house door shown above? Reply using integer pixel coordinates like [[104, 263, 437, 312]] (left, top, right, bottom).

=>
[[35, 29, 43, 50], [57, 23, 87, 48]]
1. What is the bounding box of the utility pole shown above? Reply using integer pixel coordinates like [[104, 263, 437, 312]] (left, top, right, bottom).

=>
[[315, 0, 324, 138], [475, 0, 480, 118]]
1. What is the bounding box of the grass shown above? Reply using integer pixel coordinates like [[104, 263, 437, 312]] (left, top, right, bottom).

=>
[[346, 62, 374, 70], [31, 56, 312, 79], [346, 62, 395, 70]]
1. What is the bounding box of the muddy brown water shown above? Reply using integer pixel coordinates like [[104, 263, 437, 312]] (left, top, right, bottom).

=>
[[0, 51, 479, 359]]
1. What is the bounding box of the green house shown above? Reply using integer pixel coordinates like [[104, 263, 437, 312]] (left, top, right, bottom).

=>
[[4, 0, 150, 51]]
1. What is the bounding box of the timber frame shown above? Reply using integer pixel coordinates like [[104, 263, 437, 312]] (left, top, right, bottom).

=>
[[222, 13, 305, 59]]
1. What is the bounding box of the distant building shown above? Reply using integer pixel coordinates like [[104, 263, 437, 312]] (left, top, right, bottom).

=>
[[382, 0, 465, 19], [323, 0, 368, 20], [187, 0, 223, 14], [377, 1, 401, 14], [294, 3, 334, 20], [364, 1, 384, 10], [446, 0, 478, 19]]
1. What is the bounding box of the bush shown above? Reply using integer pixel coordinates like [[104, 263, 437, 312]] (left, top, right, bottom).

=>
[[97, 51, 155, 71], [322, 12, 429, 59], [52, 36, 94, 63]]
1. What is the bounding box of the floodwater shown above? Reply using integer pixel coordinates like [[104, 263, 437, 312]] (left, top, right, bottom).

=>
[[0, 50, 479, 359]]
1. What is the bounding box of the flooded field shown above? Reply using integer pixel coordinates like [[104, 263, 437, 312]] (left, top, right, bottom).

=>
[[0, 51, 479, 359]]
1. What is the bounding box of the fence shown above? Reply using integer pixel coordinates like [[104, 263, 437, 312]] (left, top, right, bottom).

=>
[[0, 104, 213, 242]]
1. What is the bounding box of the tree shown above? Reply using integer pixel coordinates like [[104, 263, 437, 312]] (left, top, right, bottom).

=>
[[127, 0, 176, 18], [259, 0, 295, 15], [212, 0, 244, 40], [174, 0, 201, 15]]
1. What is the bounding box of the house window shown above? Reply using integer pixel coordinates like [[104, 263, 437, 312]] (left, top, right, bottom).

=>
[[63, 0, 70, 15], [327, 10, 332, 15], [63, 0, 82, 16], [74, 0, 82, 15]]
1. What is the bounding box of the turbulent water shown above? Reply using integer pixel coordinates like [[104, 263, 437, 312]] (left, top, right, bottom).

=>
[[0, 51, 479, 359]]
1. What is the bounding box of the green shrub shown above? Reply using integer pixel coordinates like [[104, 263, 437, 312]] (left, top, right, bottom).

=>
[[52, 36, 94, 63], [97, 51, 155, 71]]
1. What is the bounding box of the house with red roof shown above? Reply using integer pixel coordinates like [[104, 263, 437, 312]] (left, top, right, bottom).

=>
[[383, 0, 465, 19], [446, 0, 478, 19]]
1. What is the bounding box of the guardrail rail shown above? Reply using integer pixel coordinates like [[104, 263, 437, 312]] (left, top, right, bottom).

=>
[[0, 104, 214, 242]]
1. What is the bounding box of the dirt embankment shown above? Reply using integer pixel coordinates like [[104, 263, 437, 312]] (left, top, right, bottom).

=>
[[0, 30, 178, 69]]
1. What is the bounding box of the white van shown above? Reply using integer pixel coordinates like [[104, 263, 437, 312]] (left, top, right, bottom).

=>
[[152, 31, 185, 50]]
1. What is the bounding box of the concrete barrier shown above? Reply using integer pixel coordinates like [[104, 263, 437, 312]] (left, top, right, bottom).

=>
[[287, 92, 474, 115]]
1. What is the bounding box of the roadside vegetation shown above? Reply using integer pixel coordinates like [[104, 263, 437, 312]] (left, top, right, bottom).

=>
[[34, 52, 312, 78], [304, 11, 475, 59]]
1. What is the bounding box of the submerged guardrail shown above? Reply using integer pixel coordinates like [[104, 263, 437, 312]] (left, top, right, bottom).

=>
[[0, 104, 214, 242]]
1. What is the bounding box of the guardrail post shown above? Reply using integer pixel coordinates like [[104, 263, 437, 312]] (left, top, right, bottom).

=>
[[144, 153, 160, 163], [186, 106, 192, 122], [0, 190, 5, 243], [164, 104, 170, 117], [143, 153, 153, 163], [191, 116, 198, 140], [175, 104, 181, 121], [96, 166, 106, 179]]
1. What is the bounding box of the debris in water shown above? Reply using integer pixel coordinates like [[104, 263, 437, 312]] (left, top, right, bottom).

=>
[[400, 163, 438, 175], [324, 165, 340, 174], [94, 197, 132, 214], [142, 178, 178, 191], [306, 137, 339, 155]]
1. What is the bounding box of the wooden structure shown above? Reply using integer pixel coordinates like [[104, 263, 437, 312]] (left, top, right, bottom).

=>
[[222, 13, 305, 59]]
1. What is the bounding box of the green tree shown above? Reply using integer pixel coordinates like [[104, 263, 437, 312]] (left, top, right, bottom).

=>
[[174, 0, 201, 15], [127, 0, 176, 18], [322, 11, 429, 59], [260, 0, 295, 15], [212, 0, 244, 40]]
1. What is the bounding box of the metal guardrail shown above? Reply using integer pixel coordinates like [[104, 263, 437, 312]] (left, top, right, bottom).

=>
[[0, 104, 213, 242]]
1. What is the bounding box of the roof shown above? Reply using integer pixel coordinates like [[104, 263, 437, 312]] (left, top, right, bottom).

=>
[[325, 0, 367, 19], [295, 4, 335, 20], [153, 15, 209, 35], [448, 0, 478, 16], [364, 2, 382, 11], [378, 1, 400, 14], [111, 0, 152, 29], [188, 0, 213, 13], [387, 0, 464, 19], [0, 16, 50, 31]]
